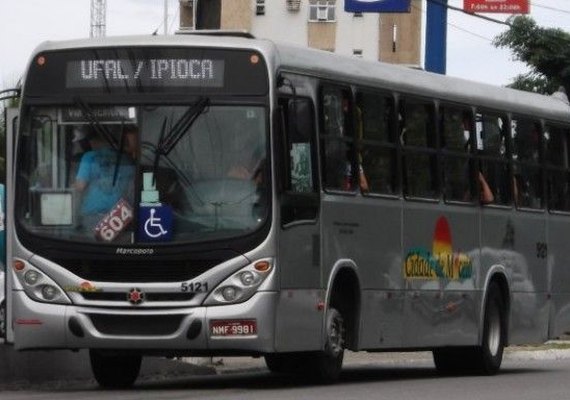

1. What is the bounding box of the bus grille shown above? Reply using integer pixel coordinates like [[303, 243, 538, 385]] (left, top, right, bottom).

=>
[[81, 292, 196, 302], [88, 314, 185, 336], [60, 259, 216, 283]]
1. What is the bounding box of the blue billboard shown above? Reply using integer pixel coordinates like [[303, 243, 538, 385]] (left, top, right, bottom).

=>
[[344, 0, 411, 13]]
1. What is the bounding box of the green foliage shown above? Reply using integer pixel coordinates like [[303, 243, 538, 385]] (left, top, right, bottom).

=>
[[493, 16, 570, 94]]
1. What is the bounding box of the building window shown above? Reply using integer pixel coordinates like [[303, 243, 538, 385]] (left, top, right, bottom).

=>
[[256, 0, 265, 16], [309, 0, 336, 22], [353, 49, 363, 57], [286, 0, 302, 12]]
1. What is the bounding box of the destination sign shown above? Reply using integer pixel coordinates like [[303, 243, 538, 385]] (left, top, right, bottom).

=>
[[66, 58, 225, 88], [24, 47, 268, 98]]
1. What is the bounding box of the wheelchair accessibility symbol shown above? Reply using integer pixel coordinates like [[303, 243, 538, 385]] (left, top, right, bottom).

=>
[[144, 208, 168, 238], [138, 204, 172, 242]]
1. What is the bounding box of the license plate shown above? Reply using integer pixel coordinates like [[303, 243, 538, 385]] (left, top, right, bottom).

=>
[[210, 319, 257, 337]]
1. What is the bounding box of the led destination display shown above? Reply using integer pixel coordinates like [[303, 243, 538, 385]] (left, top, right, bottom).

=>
[[24, 47, 269, 97], [66, 58, 225, 88]]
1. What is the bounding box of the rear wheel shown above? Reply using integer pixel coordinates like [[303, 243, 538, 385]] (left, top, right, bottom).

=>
[[90, 350, 142, 389], [433, 282, 505, 375], [474, 282, 506, 375]]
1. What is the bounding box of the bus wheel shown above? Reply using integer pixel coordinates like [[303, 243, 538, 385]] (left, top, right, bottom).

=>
[[264, 353, 297, 374], [433, 282, 505, 375], [90, 350, 142, 389], [308, 307, 345, 382], [474, 282, 505, 375]]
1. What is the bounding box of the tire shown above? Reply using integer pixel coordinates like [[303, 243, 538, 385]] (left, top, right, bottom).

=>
[[90, 350, 142, 389], [433, 282, 505, 375], [433, 347, 470, 375], [264, 353, 298, 374], [474, 282, 506, 375], [306, 307, 345, 383]]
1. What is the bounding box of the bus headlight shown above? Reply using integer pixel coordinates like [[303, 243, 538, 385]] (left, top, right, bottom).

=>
[[41, 285, 59, 301], [239, 271, 258, 286], [24, 270, 41, 285], [221, 286, 241, 302], [13, 258, 71, 305], [204, 259, 273, 305]]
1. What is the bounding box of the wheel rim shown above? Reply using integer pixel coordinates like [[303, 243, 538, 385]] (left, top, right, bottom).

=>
[[487, 304, 501, 357], [327, 311, 344, 357]]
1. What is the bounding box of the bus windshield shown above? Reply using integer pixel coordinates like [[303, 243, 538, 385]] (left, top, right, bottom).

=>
[[16, 103, 269, 244]]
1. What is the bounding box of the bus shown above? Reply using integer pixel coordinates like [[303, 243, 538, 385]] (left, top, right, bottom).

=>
[[5, 32, 570, 388]]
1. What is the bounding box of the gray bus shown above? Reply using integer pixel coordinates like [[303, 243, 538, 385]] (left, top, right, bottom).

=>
[[5, 32, 570, 388]]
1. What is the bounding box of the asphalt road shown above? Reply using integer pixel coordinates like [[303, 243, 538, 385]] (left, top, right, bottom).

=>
[[1, 349, 569, 400]]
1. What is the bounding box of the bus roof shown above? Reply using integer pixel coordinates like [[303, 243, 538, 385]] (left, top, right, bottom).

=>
[[273, 44, 570, 124], [28, 33, 570, 123]]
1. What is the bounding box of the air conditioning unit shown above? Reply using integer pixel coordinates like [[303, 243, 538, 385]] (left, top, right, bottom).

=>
[[286, 0, 301, 11], [316, 6, 328, 20]]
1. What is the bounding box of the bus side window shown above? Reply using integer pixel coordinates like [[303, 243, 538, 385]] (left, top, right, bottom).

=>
[[320, 85, 355, 192], [511, 117, 543, 209], [545, 123, 570, 212], [279, 96, 319, 225], [284, 98, 316, 194], [400, 97, 437, 199], [440, 106, 475, 203], [356, 90, 397, 195], [476, 112, 510, 206]]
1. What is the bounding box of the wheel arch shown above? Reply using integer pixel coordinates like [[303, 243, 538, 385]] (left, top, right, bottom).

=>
[[324, 259, 362, 351]]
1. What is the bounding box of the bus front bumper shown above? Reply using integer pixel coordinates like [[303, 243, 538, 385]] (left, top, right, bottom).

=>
[[12, 290, 278, 354]]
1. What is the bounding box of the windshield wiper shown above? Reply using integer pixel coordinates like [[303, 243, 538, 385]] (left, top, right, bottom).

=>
[[158, 97, 210, 156], [151, 97, 210, 187], [112, 123, 127, 186], [151, 118, 168, 187]]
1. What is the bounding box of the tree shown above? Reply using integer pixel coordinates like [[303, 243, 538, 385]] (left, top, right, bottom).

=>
[[493, 15, 570, 95]]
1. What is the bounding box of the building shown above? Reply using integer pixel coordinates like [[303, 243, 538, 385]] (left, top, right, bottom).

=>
[[179, 0, 422, 66]]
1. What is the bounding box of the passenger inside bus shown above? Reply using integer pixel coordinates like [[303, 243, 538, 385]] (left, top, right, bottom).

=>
[[512, 121, 542, 208], [478, 171, 494, 204], [466, 115, 495, 204], [475, 114, 510, 205], [74, 126, 137, 236]]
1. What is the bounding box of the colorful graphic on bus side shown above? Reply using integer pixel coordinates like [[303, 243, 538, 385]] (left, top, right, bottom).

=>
[[404, 216, 473, 280]]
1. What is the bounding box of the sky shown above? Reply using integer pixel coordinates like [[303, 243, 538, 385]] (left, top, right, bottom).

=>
[[1, 0, 570, 91]]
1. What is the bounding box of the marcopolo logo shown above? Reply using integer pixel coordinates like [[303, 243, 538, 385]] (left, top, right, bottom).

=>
[[116, 247, 155, 255], [403, 216, 473, 280]]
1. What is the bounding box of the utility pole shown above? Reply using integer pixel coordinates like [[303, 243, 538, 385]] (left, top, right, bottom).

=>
[[164, 0, 168, 35], [90, 0, 107, 38]]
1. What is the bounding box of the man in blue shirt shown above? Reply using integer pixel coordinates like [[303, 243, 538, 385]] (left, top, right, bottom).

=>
[[75, 127, 136, 237]]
